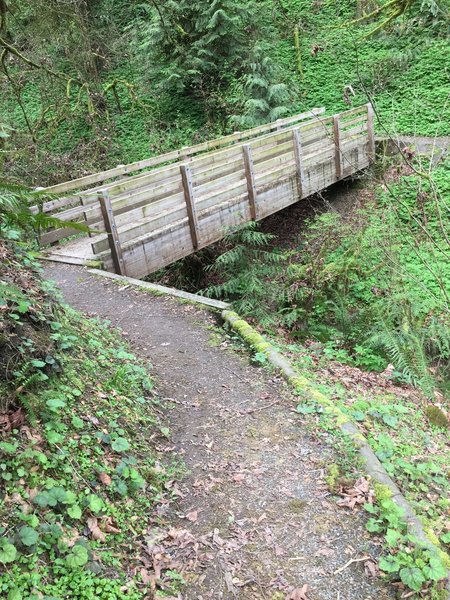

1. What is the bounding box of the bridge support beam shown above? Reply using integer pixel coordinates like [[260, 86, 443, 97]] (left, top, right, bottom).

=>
[[366, 102, 375, 162], [180, 164, 200, 250], [242, 144, 258, 221], [98, 190, 126, 276], [292, 128, 305, 199], [333, 115, 342, 180]]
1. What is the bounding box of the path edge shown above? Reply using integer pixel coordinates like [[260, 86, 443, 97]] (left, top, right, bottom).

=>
[[77, 268, 449, 593], [221, 309, 450, 595], [86, 268, 231, 310]]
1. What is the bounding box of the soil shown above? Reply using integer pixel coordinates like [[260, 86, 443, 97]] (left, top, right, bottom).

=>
[[43, 263, 395, 600]]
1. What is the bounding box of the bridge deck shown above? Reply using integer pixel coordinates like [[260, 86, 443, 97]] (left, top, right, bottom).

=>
[[39, 104, 374, 278]]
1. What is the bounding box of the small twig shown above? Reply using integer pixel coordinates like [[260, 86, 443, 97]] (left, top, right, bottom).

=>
[[333, 555, 369, 575], [246, 400, 280, 414]]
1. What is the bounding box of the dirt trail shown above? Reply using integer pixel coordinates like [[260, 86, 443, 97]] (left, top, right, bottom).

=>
[[44, 263, 394, 600]]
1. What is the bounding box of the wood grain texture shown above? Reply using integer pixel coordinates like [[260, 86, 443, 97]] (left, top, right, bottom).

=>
[[44, 105, 371, 277]]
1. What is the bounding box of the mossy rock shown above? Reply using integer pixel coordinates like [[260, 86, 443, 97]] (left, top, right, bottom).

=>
[[425, 405, 449, 429]]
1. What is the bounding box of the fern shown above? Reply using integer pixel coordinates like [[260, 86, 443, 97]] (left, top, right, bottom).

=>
[[369, 307, 437, 396], [0, 181, 92, 242], [203, 223, 285, 324]]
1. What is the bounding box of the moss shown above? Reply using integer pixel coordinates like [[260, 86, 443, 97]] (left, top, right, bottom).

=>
[[424, 528, 450, 568], [425, 405, 449, 429], [373, 482, 393, 503], [288, 498, 307, 513], [85, 260, 103, 268], [325, 464, 340, 492]]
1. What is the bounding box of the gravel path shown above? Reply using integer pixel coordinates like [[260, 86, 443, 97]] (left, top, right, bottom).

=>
[[44, 263, 394, 600]]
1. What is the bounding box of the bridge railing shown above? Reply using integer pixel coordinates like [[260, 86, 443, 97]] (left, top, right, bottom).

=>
[[32, 107, 325, 245], [88, 103, 374, 279]]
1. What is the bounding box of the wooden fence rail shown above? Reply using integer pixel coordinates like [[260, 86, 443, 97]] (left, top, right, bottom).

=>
[[41, 104, 375, 279], [32, 107, 325, 217]]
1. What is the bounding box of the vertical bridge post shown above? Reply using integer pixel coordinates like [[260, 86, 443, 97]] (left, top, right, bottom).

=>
[[180, 164, 200, 250], [98, 189, 126, 276], [242, 144, 257, 221], [292, 128, 305, 199], [366, 102, 375, 162], [333, 115, 342, 180]]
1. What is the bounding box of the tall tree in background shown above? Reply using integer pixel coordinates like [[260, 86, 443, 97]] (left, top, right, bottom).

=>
[[131, 0, 290, 125]]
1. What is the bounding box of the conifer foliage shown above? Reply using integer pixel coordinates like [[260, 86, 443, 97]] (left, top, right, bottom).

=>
[[131, 0, 290, 124]]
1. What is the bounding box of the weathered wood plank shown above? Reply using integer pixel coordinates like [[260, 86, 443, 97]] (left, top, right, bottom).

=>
[[39, 107, 326, 197], [292, 128, 305, 198], [366, 102, 375, 162], [242, 144, 257, 220], [333, 115, 342, 180], [180, 164, 200, 250], [97, 190, 126, 276]]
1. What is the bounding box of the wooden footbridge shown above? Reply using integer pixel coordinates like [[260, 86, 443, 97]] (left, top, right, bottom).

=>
[[36, 104, 375, 279]]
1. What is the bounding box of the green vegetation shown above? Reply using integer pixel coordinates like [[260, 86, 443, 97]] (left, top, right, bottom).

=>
[[0, 235, 178, 598], [1, 0, 448, 183], [222, 310, 450, 596], [1, 0, 450, 596], [206, 157, 450, 399]]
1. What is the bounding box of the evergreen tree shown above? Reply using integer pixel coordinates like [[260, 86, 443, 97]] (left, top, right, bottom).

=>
[[133, 0, 253, 96], [231, 45, 290, 128]]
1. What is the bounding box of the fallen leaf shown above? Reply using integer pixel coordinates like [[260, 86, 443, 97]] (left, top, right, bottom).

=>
[[286, 585, 310, 600], [224, 571, 237, 595], [98, 472, 112, 486], [103, 516, 120, 533], [87, 517, 106, 542], [364, 558, 380, 578], [186, 509, 198, 522], [139, 567, 154, 586]]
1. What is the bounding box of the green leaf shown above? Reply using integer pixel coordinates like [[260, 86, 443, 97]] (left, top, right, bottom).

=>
[[111, 437, 130, 452], [0, 540, 17, 563], [0, 442, 18, 454], [422, 557, 447, 581], [7, 590, 22, 600], [366, 518, 382, 533], [65, 544, 88, 568], [296, 403, 317, 414], [88, 494, 104, 514], [379, 555, 401, 574], [363, 502, 378, 514], [46, 398, 66, 411], [351, 410, 366, 421], [49, 487, 67, 504], [23, 514, 39, 528], [30, 359, 46, 368], [16, 301, 30, 314], [18, 526, 39, 547], [63, 491, 77, 505], [71, 416, 84, 429], [34, 491, 56, 508], [399, 567, 426, 591], [385, 528, 401, 547], [440, 532, 450, 544], [46, 430, 64, 444], [382, 414, 398, 427], [67, 504, 82, 519], [113, 479, 128, 496]]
